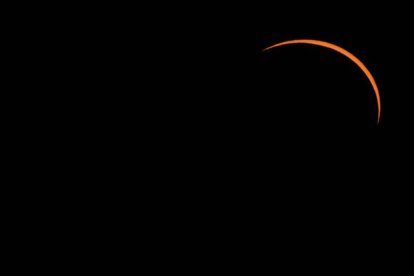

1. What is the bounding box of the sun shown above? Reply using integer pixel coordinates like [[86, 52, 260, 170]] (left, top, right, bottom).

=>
[[263, 39, 381, 124]]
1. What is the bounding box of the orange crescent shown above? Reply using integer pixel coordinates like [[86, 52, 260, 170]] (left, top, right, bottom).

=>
[[263, 39, 381, 124]]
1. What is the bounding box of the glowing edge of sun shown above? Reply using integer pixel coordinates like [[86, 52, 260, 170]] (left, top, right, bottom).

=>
[[263, 39, 381, 124]]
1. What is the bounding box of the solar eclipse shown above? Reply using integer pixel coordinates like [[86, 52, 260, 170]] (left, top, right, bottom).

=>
[[263, 39, 381, 124]]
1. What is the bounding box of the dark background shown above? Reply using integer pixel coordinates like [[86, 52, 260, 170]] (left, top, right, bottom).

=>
[[46, 4, 412, 188], [8, 4, 411, 268], [19, 4, 411, 265], [38, 4, 411, 200]]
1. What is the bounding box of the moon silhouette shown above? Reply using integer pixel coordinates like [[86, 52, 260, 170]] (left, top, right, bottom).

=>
[[263, 39, 381, 124]]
